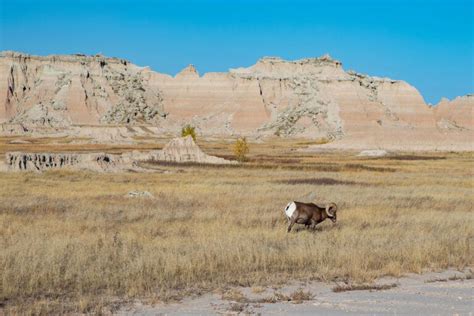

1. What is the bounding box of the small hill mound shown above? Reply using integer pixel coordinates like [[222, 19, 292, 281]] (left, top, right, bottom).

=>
[[153, 136, 237, 164]]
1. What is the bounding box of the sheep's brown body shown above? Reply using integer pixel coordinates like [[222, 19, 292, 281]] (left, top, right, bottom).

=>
[[285, 201, 337, 232]]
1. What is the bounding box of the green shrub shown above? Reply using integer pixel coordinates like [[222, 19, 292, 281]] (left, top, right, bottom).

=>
[[181, 124, 196, 140]]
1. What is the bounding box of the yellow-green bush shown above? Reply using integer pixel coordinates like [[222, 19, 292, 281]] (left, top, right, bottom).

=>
[[181, 124, 196, 140], [233, 137, 249, 162]]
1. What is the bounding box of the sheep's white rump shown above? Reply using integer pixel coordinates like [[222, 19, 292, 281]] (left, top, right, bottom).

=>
[[284, 202, 296, 219]]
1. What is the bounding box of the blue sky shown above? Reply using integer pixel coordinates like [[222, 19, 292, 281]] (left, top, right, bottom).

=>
[[1, 0, 472, 104]]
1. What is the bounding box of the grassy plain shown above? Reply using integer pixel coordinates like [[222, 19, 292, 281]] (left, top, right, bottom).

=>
[[0, 137, 472, 314]]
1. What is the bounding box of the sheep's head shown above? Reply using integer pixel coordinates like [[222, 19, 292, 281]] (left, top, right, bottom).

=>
[[325, 203, 338, 223]]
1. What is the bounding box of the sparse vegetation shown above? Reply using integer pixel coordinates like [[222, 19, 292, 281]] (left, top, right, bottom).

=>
[[332, 283, 397, 293], [0, 138, 472, 314], [289, 288, 313, 303], [425, 272, 473, 283], [332, 283, 398, 293], [251, 286, 265, 294], [233, 137, 249, 162], [222, 289, 247, 303], [272, 292, 291, 302], [228, 302, 248, 312], [181, 124, 196, 140]]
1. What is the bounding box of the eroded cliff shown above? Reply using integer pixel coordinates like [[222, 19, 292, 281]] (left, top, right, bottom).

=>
[[1, 51, 472, 150]]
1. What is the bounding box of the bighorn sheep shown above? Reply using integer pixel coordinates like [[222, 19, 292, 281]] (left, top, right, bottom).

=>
[[284, 201, 337, 232]]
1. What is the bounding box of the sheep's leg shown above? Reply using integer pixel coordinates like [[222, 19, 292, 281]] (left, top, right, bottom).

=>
[[287, 217, 296, 233]]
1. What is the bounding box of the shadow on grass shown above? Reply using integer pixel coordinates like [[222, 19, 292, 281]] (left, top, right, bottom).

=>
[[380, 155, 446, 161], [142, 160, 396, 173]]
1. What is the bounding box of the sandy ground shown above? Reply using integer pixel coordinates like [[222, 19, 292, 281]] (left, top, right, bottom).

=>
[[117, 269, 473, 315]]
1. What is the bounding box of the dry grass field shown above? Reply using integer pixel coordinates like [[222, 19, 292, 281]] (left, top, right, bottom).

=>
[[0, 138, 473, 314]]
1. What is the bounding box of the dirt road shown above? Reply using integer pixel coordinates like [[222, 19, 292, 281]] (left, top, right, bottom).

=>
[[119, 269, 473, 315]]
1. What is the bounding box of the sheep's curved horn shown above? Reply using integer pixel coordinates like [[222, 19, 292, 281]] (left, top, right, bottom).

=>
[[325, 204, 334, 218], [325, 203, 337, 218]]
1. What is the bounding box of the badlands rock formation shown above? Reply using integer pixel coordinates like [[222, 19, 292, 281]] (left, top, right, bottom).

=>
[[434, 95, 473, 131], [5, 151, 140, 172], [0, 51, 472, 150], [5, 136, 235, 172], [0, 51, 166, 129], [151, 135, 236, 164]]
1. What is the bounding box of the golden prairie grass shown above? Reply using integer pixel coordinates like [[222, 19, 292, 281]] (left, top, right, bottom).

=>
[[0, 135, 167, 155], [0, 139, 473, 314]]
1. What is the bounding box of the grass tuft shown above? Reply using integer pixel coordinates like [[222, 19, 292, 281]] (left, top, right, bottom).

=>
[[332, 283, 397, 293], [289, 289, 313, 303]]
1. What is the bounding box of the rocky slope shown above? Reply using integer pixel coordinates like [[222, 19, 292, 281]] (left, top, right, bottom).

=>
[[434, 95, 473, 131], [1, 51, 472, 150], [0, 51, 166, 129]]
